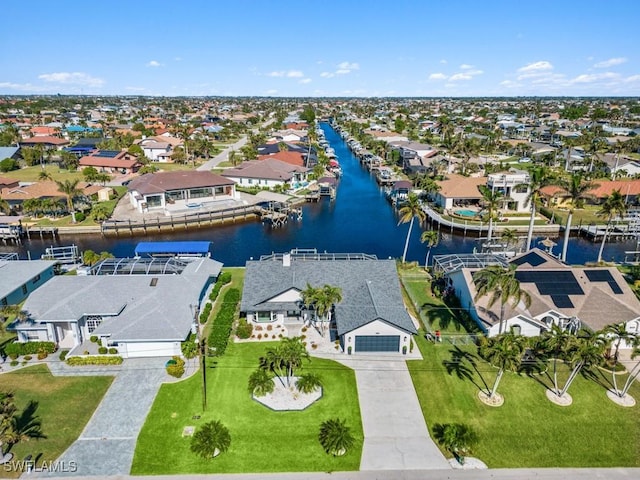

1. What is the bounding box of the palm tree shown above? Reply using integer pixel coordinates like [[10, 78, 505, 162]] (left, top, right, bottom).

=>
[[478, 185, 504, 242], [525, 166, 554, 251], [558, 174, 598, 262], [190, 420, 231, 459], [478, 333, 526, 400], [314, 285, 343, 337], [554, 330, 604, 399], [610, 340, 640, 401], [259, 348, 286, 387], [0, 396, 45, 459], [433, 423, 478, 464], [398, 193, 426, 263], [38, 170, 52, 181], [318, 418, 355, 456], [0, 196, 9, 215], [500, 228, 519, 253], [279, 337, 310, 381], [604, 324, 636, 365], [473, 264, 531, 335], [55, 179, 81, 223], [295, 373, 323, 393], [596, 189, 627, 263], [248, 368, 274, 397], [420, 230, 439, 269], [539, 324, 573, 396]]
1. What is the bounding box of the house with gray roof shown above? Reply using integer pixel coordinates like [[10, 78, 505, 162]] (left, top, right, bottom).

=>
[[240, 251, 417, 354], [222, 158, 309, 189], [0, 146, 21, 161], [0, 259, 57, 308], [11, 256, 223, 358]]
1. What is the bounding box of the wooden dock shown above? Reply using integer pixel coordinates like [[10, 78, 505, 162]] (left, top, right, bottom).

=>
[[579, 224, 639, 241]]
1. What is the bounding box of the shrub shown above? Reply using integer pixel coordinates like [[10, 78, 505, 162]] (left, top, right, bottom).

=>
[[266, 324, 273, 331], [23, 355, 32, 361], [318, 418, 355, 456], [296, 373, 323, 393], [67, 356, 123, 366], [22, 361, 28, 366], [74, 212, 86, 222], [37, 351, 48, 360], [166, 356, 186, 378], [199, 303, 212, 324], [90, 336, 98, 343], [108, 347, 118, 354], [181, 335, 199, 359], [236, 319, 253, 339], [98, 347, 108, 354], [207, 288, 240, 356], [248, 368, 274, 397], [209, 272, 232, 303], [257, 334, 262, 340], [5, 341, 56, 356], [59, 350, 69, 361], [433, 423, 478, 464], [190, 420, 231, 459], [10, 360, 18, 367], [0, 158, 19, 172]]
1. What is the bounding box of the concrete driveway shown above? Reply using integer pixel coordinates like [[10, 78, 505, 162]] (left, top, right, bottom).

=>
[[41, 358, 172, 477], [197, 136, 247, 171], [321, 354, 450, 470]]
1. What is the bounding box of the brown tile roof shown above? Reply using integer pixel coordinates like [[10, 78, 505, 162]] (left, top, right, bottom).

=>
[[79, 151, 141, 169], [30, 126, 59, 136], [20, 136, 69, 146], [0, 181, 102, 201], [586, 179, 640, 198], [128, 171, 234, 195], [0, 177, 19, 189], [436, 174, 485, 199], [257, 151, 305, 167]]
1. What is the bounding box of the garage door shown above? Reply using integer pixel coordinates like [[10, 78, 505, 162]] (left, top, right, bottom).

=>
[[355, 335, 400, 352], [122, 342, 179, 358]]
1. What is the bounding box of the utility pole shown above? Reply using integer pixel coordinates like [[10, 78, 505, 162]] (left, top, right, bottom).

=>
[[200, 337, 207, 411]]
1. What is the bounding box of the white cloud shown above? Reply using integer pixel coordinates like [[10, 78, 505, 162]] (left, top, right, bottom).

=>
[[299, 78, 312, 84], [38, 72, 104, 87], [624, 75, 640, 83], [265, 89, 278, 95], [0, 82, 45, 92], [125, 86, 146, 92], [174, 57, 182, 62], [320, 72, 334, 78], [449, 73, 473, 81], [267, 70, 304, 78], [146, 60, 163, 67], [569, 72, 619, 84], [460, 64, 474, 70], [428, 73, 448, 81], [338, 61, 359, 71], [517, 61, 553, 73], [593, 57, 627, 68], [440, 59, 447, 64], [287, 70, 304, 78]]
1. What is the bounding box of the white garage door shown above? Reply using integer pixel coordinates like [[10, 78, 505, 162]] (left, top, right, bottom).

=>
[[122, 342, 179, 358]]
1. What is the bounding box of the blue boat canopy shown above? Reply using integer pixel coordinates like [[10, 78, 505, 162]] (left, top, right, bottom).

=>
[[135, 241, 212, 257]]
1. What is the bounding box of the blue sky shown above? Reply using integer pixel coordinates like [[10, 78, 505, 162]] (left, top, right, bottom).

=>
[[1, 0, 639, 97]]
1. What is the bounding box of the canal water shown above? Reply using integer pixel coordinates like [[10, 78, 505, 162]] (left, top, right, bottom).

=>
[[1, 123, 637, 266]]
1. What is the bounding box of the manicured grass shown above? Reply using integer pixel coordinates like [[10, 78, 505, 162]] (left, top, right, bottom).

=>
[[132, 341, 362, 474], [202, 267, 245, 340], [155, 162, 203, 172], [1, 165, 83, 183], [408, 336, 640, 467], [0, 364, 113, 477]]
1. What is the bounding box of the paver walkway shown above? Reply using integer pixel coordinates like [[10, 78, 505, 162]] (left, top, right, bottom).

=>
[[318, 353, 450, 470], [40, 357, 173, 477]]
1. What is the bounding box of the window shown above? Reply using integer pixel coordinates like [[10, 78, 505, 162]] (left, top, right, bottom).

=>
[[214, 186, 225, 195], [32, 274, 41, 284], [25, 332, 41, 341], [86, 316, 103, 333], [1, 298, 7, 306], [21, 284, 27, 295], [146, 195, 162, 208], [256, 311, 272, 323], [248, 179, 253, 185], [189, 187, 212, 199]]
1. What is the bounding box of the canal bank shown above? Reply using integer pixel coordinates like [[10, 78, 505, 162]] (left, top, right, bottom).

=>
[[0, 122, 637, 266]]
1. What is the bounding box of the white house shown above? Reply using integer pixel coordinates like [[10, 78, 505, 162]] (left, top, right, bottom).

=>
[[486, 171, 531, 212], [240, 250, 417, 354], [222, 158, 309, 189], [138, 138, 172, 162], [11, 256, 223, 358], [612, 160, 640, 178]]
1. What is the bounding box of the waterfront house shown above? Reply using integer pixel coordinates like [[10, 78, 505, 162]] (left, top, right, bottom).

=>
[[240, 251, 417, 354], [443, 249, 640, 346], [0, 181, 104, 213], [0, 259, 57, 308], [222, 158, 309, 189], [127, 170, 238, 215], [78, 150, 142, 174], [433, 174, 486, 210], [486, 171, 531, 212], [11, 256, 222, 357], [541, 179, 640, 207]]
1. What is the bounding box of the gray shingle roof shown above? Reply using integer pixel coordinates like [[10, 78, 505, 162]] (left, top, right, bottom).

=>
[[0, 260, 57, 300], [241, 258, 416, 336], [21, 257, 222, 342]]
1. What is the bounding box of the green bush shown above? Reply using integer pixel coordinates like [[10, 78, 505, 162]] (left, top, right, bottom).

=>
[[9, 353, 18, 360], [66, 356, 123, 366], [10, 360, 18, 367], [0, 158, 19, 172], [207, 288, 240, 356], [199, 303, 212, 324], [37, 351, 48, 360], [23, 355, 32, 361], [74, 212, 86, 222], [209, 272, 232, 303], [108, 347, 118, 354], [59, 350, 69, 361], [5, 341, 56, 356], [90, 336, 98, 343], [181, 334, 199, 359], [236, 319, 253, 339], [98, 346, 108, 354], [166, 356, 185, 378]]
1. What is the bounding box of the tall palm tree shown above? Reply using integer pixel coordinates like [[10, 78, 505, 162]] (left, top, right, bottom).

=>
[[313, 285, 343, 337], [55, 179, 81, 223], [38, 170, 52, 181], [604, 323, 636, 365], [500, 228, 519, 253], [540, 324, 572, 397], [478, 185, 504, 242], [525, 166, 554, 251], [478, 332, 526, 400], [596, 189, 627, 263], [611, 339, 640, 400], [398, 193, 426, 263], [420, 230, 439, 269], [473, 264, 532, 335], [555, 330, 604, 398], [558, 174, 598, 262]]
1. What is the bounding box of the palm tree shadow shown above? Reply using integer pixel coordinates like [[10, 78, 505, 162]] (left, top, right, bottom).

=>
[[581, 366, 614, 391], [5, 400, 46, 454], [443, 346, 490, 394]]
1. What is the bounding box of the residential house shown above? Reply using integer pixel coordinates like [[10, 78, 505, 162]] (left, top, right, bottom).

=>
[[270, 129, 307, 143], [127, 170, 238, 214], [0, 259, 57, 308], [240, 251, 417, 354], [0, 177, 19, 190], [257, 150, 307, 167], [0, 181, 103, 212], [433, 174, 486, 210], [222, 158, 309, 189], [486, 171, 531, 212], [19, 136, 69, 150], [78, 150, 142, 174], [444, 249, 640, 345], [137, 138, 173, 162], [389, 141, 439, 175], [11, 256, 222, 357], [0, 146, 21, 161], [612, 160, 640, 178]]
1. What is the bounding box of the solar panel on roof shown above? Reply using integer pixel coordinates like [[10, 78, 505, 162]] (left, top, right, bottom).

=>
[[584, 269, 624, 294], [550, 295, 574, 309], [511, 251, 546, 267], [516, 270, 584, 296], [96, 150, 121, 158]]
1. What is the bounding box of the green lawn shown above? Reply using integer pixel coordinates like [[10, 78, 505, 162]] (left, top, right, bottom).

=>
[[132, 341, 362, 474], [1, 165, 83, 183], [0, 364, 113, 477], [408, 336, 640, 467]]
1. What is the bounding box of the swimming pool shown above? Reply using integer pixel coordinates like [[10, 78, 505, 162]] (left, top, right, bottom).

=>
[[455, 209, 478, 217]]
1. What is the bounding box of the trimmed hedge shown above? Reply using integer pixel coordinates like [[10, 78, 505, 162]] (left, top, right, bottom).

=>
[[66, 355, 123, 366], [59, 350, 69, 361], [207, 288, 240, 356], [209, 272, 232, 303], [5, 341, 56, 356], [199, 303, 212, 324]]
